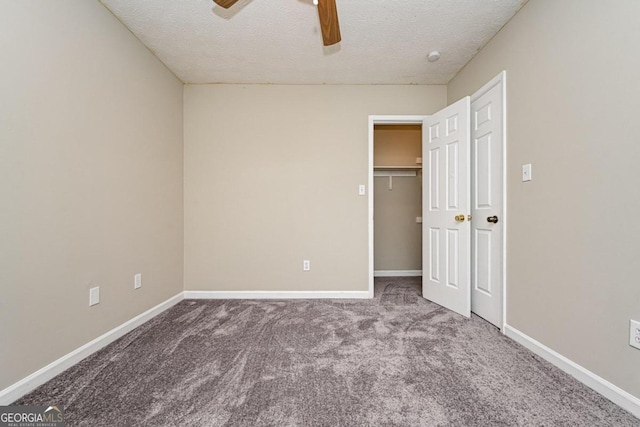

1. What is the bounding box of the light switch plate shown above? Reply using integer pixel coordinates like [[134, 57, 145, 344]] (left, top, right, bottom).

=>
[[358, 185, 366, 196], [522, 164, 532, 182], [134, 273, 142, 289]]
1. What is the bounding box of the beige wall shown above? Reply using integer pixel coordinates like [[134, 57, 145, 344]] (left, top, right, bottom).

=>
[[0, 1, 184, 391], [184, 85, 445, 291], [448, 0, 640, 398], [374, 125, 422, 271], [374, 125, 423, 167], [374, 177, 422, 271]]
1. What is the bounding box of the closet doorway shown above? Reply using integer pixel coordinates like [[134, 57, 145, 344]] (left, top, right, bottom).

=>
[[372, 124, 424, 297]]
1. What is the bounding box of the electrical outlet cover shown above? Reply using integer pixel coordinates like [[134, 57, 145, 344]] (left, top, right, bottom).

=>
[[89, 286, 100, 306], [522, 164, 532, 182], [630, 319, 640, 350]]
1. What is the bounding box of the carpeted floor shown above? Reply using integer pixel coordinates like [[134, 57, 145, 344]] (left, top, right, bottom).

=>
[[15, 277, 640, 426]]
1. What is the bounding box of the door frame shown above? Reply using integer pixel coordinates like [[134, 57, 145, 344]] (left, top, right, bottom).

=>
[[367, 115, 428, 298], [470, 71, 508, 332]]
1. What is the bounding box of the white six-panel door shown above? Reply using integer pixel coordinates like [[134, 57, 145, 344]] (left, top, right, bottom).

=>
[[422, 97, 471, 318], [470, 75, 505, 328]]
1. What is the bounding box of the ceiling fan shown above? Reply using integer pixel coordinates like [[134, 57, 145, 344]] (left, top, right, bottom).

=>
[[212, 0, 341, 46]]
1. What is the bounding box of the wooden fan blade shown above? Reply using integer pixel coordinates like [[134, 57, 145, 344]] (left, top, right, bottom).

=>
[[317, 0, 341, 46], [212, 0, 239, 9]]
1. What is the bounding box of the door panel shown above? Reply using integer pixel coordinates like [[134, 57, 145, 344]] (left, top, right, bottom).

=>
[[429, 149, 440, 210], [474, 229, 492, 295], [429, 228, 440, 282], [475, 133, 492, 208], [422, 97, 471, 318], [471, 78, 504, 328], [446, 142, 459, 209], [446, 229, 459, 288]]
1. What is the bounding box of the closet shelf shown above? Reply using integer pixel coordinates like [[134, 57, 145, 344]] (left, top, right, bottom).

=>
[[374, 165, 422, 171]]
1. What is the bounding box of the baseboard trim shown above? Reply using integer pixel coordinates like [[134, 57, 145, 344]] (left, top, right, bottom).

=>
[[374, 270, 422, 277], [0, 292, 184, 405], [504, 325, 640, 418], [184, 290, 371, 299]]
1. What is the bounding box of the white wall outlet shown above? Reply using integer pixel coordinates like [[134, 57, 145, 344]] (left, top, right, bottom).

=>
[[303, 260, 311, 271], [89, 286, 100, 306], [630, 319, 640, 350], [522, 163, 532, 182], [358, 185, 366, 196], [134, 273, 142, 289]]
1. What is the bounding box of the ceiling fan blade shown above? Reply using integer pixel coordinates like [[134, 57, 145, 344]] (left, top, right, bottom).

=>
[[212, 0, 239, 9], [317, 0, 341, 46]]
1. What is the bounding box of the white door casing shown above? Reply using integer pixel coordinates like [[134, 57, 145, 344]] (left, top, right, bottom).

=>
[[367, 116, 428, 298], [470, 74, 506, 329], [422, 97, 471, 317]]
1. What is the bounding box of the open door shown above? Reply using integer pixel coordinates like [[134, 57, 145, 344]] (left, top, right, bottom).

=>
[[422, 97, 471, 317], [470, 73, 506, 329]]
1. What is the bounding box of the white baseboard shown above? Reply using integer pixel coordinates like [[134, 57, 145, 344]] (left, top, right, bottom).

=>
[[184, 290, 371, 299], [0, 292, 184, 405], [374, 270, 422, 277], [505, 325, 640, 419]]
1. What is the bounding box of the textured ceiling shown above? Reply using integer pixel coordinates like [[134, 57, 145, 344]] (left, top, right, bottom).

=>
[[100, 0, 526, 85]]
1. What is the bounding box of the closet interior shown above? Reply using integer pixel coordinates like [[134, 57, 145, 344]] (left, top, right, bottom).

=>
[[373, 124, 423, 291]]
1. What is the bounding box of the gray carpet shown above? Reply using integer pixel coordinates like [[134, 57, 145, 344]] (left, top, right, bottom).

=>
[[15, 277, 640, 426]]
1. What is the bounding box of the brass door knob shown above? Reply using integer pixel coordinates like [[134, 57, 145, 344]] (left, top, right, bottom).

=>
[[487, 215, 499, 223], [454, 214, 465, 222]]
